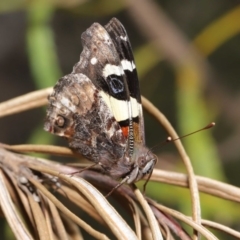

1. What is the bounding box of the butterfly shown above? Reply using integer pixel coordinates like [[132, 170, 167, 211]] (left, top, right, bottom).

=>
[[44, 18, 157, 189]]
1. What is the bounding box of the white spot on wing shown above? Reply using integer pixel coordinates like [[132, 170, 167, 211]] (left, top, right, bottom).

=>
[[132, 61, 136, 69], [121, 59, 136, 72], [90, 57, 98, 65], [103, 64, 124, 78], [130, 97, 139, 118], [102, 31, 111, 45], [60, 97, 76, 112], [120, 35, 127, 41]]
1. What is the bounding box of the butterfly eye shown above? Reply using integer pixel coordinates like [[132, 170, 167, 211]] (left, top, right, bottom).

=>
[[142, 160, 154, 175], [55, 115, 65, 128]]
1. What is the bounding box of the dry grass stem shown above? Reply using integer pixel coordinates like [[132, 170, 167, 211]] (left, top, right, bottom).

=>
[[132, 184, 163, 240], [27, 168, 109, 239], [44, 199, 56, 240], [1, 143, 77, 157], [28, 194, 50, 240], [70, 177, 138, 240], [0, 88, 52, 118], [28, 163, 138, 240], [47, 198, 69, 240], [59, 185, 105, 225], [0, 169, 33, 240], [149, 201, 217, 240], [142, 96, 201, 231], [201, 219, 240, 238], [151, 169, 240, 202], [127, 197, 142, 239], [60, 214, 84, 240]]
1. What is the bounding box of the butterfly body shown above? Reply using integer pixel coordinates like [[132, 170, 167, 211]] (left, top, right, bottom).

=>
[[44, 18, 156, 184]]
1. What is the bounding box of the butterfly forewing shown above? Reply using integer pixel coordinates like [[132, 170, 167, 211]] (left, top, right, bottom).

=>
[[105, 18, 145, 145]]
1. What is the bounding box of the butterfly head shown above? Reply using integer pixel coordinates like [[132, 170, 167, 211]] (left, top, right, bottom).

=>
[[126, 143, 157, 184]]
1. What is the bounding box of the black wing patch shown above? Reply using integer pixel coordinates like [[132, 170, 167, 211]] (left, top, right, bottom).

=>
[[105, 18, 141, 103], [73, 22, 130, 102]]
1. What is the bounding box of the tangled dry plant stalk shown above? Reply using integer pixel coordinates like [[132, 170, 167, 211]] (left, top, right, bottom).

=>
[[0, 89, 240, 239]]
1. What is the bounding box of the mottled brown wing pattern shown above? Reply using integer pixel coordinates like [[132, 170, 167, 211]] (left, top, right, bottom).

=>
[[44, 74, 127, 167]]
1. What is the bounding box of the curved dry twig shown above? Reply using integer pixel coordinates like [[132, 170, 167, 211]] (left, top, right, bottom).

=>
[[63, 176, 138, 240], [201, 219, 240, 239], [0, 88, 52, 118], [142, 96, 201, 234], [151, 169, 240, 203], [0, 170, 33, 240], [131, 184, 163, 240], [1, 143, 77, 157], [149, 201, 217, 240]]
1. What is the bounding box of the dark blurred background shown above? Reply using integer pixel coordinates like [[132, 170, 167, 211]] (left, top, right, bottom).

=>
[[0, 0, 240, 239]]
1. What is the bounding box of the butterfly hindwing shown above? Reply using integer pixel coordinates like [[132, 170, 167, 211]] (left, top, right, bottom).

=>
[[44, 73, 127, 166]]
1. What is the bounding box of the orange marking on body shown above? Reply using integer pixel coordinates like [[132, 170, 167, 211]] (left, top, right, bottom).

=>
[[121, 126, 129, 138]]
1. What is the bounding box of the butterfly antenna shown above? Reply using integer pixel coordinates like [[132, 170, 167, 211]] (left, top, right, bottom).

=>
[[150, 122, 215, 152], [142, 122, 215, 190]]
